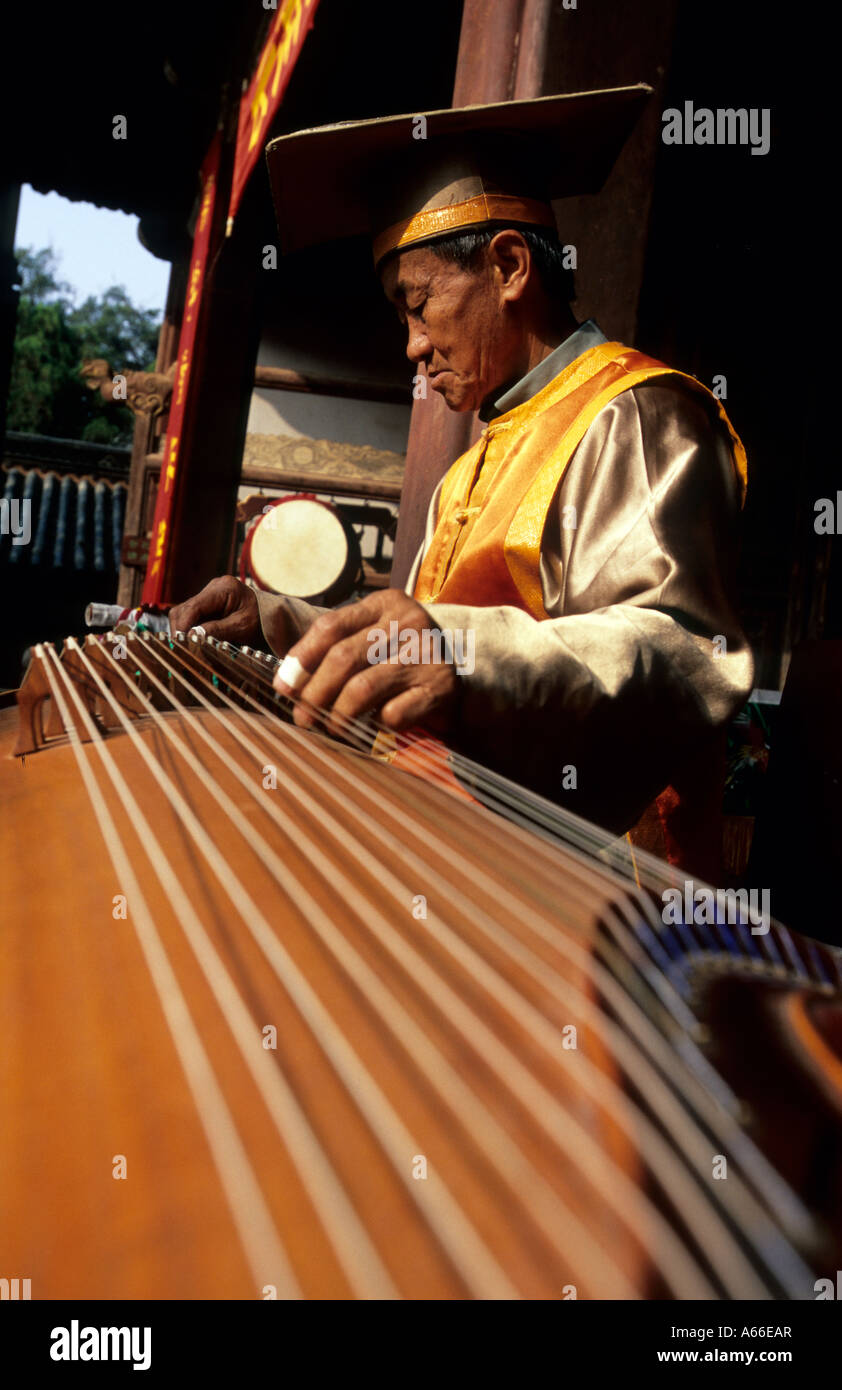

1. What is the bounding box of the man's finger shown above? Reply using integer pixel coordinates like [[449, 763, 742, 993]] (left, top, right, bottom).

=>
[[168, 580, 225, 635], [322, 660, 415, 735], [167, 599, 203, 635], [286, 592, 391, 673], [200, 614, 249, 641], [277, 626, 385, 723], [379, 676, 451, 732]]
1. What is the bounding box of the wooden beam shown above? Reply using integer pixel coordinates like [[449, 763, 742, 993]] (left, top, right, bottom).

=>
[[140, 453, 401, 505], [254, 364, 407, 405], [237, 462, 401, 501]]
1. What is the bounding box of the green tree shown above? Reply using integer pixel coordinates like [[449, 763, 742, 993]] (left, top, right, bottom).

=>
[[72, 286, 161, 375], [7, 246, 162, 446]]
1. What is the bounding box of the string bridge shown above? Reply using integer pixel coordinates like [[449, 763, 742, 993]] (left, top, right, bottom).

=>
[[13, 627, 297, 758], [13, 628, 152, 756]]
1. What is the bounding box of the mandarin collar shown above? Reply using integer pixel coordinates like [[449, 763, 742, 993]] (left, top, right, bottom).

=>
[[478, 319, 608, 423]]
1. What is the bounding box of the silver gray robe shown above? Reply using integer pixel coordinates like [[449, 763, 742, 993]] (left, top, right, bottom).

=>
[[256, 371, 753, 840]]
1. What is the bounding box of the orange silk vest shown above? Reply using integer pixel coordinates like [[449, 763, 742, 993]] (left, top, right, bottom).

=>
[[413, 341, 747, 614], [412, 341, 748, 879]]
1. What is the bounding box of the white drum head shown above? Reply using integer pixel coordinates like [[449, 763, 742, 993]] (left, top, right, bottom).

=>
[[249, 498, 350, 599]]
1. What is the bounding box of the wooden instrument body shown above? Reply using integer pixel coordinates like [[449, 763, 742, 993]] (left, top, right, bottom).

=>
[[1, 631, 841, 1300]]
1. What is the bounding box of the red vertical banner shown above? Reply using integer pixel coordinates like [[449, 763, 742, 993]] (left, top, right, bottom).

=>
[[142, 131, 222, 604], [142, 2, 320, 602], [226, 0, 321, 233]]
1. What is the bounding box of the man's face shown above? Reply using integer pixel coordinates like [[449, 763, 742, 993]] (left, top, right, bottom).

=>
[[380, 243, 524, 413]]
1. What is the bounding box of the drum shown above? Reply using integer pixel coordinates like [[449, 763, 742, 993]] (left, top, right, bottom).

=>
[[240, 494, 362, 605]]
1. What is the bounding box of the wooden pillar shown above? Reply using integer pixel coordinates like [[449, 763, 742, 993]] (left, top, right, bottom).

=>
[[513, 0, 553, 100], [142, 9, 267, 604], [541, 0, 678, 346], [118, 258, 186, 607], [390, 0, 550, 589], [0, 183, 21, 455], [164, 172, 263, 602]]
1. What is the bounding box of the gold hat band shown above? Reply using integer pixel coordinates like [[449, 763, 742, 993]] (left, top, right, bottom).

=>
[[372, 193, 556, 266]]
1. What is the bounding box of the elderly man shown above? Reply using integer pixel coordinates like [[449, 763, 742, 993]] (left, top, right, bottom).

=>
[[169, 89, 753, 876]]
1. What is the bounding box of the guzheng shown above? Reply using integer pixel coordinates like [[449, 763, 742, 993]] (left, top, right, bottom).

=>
[[1, 627, 841, 1300]]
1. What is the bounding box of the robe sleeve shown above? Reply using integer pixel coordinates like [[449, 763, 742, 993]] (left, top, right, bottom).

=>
[[254, 590, 330, 656], [253, 489, 438, 654], [418, 380, 754, 833]]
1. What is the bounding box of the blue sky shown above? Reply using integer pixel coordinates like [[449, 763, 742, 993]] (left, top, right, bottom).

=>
[[15, 185, 170, 313]]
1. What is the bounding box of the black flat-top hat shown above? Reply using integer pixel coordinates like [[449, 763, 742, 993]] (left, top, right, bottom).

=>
[[265, 84, 652, 266]]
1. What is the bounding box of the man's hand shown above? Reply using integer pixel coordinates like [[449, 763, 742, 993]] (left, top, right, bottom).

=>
[[273, 589, 460, 737], [168, 577, 270, 647]]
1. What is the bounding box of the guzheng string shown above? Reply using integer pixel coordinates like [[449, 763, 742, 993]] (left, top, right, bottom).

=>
[[66, 636, 657, 1297], [138, 635, 720, 1036], [173, 632, 819, 961], [47, 640, 536, 1299], [117, 638, 770, 1295], [123, 632, 819, 1279], [118, 633, 822, 1289], [36, 640, 685, 1294], [41, 666, 405, 1302], [133, 632, 833, 1100], [149, 637, 711, 1042], [181, 631, 831, 998], [39, 634, 821, 1293], [26, 632, 830, 1295], [137, 639, 731, 1075], [37, 644, 303, 1300]]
